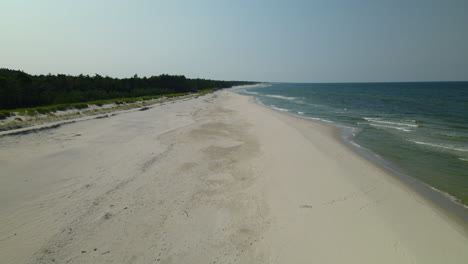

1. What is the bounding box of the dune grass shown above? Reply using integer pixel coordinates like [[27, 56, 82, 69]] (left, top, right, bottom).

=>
[[0, 90, 216, 120], [0, 89, 216, 131]]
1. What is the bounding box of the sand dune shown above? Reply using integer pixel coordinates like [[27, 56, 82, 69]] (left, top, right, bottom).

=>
[[0, 90, 466, 263]]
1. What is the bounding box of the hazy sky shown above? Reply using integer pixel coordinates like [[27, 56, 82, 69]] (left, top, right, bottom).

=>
[[1, 0, 467, 82]]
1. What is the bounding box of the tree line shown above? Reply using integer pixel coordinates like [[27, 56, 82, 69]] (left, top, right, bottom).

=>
[[0, 68, 256, 109]]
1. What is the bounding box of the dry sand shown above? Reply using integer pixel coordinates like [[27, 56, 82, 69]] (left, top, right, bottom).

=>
[[0, 90, 467, 263]]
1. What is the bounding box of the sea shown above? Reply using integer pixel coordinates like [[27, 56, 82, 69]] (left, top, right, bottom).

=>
[[236, 82, 468, 210]]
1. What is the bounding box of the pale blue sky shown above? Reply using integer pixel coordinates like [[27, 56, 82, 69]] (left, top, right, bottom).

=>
[[1, 0, 467, 82]]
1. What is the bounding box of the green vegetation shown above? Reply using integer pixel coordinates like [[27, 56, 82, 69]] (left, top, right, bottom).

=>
[[0, 89, 220, 131], [0, 89, 214, 121], [0, 68, 256, 110], [0, 111, 12, 120]]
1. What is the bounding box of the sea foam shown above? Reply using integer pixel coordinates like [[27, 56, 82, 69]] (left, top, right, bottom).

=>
[[270, 105, 289, 112], [368, 123, 412, 132], [264, 94, 299, 100], [363, 117, 419, 127], [411, 140, 468, 152]]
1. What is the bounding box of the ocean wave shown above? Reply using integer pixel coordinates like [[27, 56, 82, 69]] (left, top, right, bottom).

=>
[[459, 158, 468, 162], [341, 134, 383, 159], [363, 117, 419, 127], [264, 94, 299, 100], [270, 105, 289, 112], [425, 184, 468, 209], [297, 111, 305, 115], [433, 132, 468, 141], [243, 91, 259, 95], [368, 123, 412, 132], [410, 140, 468, 152], [414, 119, 468, 130], [450, 125, 468, 130], [351, 127, 362, 137], [305, 116, 335, 124]]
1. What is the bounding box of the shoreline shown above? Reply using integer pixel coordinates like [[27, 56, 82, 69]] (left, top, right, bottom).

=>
[[1, 89, 467, 263], [339, 127, 468, 222], [236, 87, 468, 223], [233, 91, 468, 262]]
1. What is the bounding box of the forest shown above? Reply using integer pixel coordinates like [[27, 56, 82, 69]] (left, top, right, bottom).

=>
[[0, 68, 255, 110]]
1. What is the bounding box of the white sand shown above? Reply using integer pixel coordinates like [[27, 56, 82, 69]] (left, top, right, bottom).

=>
[[0, 90, 467, 263]]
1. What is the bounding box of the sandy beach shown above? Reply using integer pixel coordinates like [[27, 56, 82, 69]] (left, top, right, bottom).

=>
[[0, 89, 467, 263]]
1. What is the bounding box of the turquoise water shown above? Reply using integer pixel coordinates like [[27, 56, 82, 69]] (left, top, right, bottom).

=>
[[236, 82, 468, 206]]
